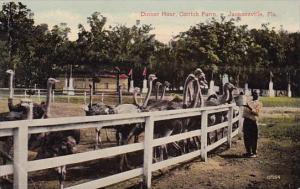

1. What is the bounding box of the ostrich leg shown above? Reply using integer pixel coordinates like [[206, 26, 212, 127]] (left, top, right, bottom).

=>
[[95, 128, 102, 149], [104, 129, 111, 142], [56, 165, 66, 189]]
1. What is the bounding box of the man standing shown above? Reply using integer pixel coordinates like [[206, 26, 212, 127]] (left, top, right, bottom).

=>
[[243, 90, 263, 158]]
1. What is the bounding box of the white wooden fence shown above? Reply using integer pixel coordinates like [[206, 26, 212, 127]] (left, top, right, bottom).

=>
[[0, 88, 145, 105], [0, 103, 241, 189]]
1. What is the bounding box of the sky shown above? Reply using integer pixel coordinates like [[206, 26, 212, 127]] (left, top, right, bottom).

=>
[[3, 0, 300, 43]]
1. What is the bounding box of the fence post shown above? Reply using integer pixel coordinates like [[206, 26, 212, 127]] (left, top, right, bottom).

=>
[[13, 125, 28, 189], [227, 106, 234, 148], [143, 115, 154, 188], [101, 93, 104, 103], [24, 90, 27, 98], [84, 91, 87, 105], [200, 110, 208, 162]]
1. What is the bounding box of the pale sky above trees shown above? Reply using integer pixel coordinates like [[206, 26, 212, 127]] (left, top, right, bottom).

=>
[[2, 0, 300, 43]]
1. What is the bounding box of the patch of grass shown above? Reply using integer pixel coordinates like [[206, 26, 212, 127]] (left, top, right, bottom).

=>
[[260, 97, 300, 107], [260, 117, 300, 142]]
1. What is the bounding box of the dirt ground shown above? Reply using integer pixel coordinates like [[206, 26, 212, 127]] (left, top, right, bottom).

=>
[[0, 99, 300, 189], [148, 138, 300, 189]]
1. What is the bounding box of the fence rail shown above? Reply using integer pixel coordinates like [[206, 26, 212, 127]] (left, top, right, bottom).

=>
[[0, 87, 147, 104], [0, 103, 241, 189]]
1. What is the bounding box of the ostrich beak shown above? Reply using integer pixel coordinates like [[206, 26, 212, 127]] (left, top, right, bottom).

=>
[[199, 80, 208, 89], [55, 79, 60, 83]]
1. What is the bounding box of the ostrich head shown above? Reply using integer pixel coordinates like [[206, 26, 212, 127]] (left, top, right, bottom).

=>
[[132, 87, 142, 107], [155, 81, 162, 89], [223, 82, 237, 103], [134, 87, 141, 94], [47, 78, 60, 85], [223, 82, 236, 92], [59, 136, 78, 155], [6, 69, 14, 75], [148, 74, 157, 82], [194, 68, 208, 89], [163, 81, 170, 87]]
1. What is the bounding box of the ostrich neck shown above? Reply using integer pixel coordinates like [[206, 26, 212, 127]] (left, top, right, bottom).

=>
[[8, 73, 14, 111], [183, 77, 193, 107], [191, 80, 200, 108], [221, 87, 230, 104], [227, 90, 233, 103], [182, 79, 189, 107], [9, 73, 13, 99], [196, 82, 204, 108], [142, 80, 153, 108], [160, 86, 166, 100], [133, 91, 140, 107], [155, 86, 159, 100], [45, 82, 53, 116], [89, 86, 92, 107], [27, 103, 33, 120]]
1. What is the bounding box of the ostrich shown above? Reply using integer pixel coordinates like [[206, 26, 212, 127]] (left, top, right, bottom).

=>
[[28, 78, 62, 150], [84, 84, 114, 149], [112, 75, 157, 171], [180, 69, 209, 152], [184, 68, 208, 107], [0, 99, 33, 176], [5, 69, 53, 120], [133, 74, 199, 161], [83, 74, 157, 170], [0, 76, 59, 159], [153, 75, 200, 161], [33, 78, 81, 189], [146, 81, 162, 106], [205, 82, 237, 143], [6, 69, 15, 112], [0, 70, 55, 168]]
